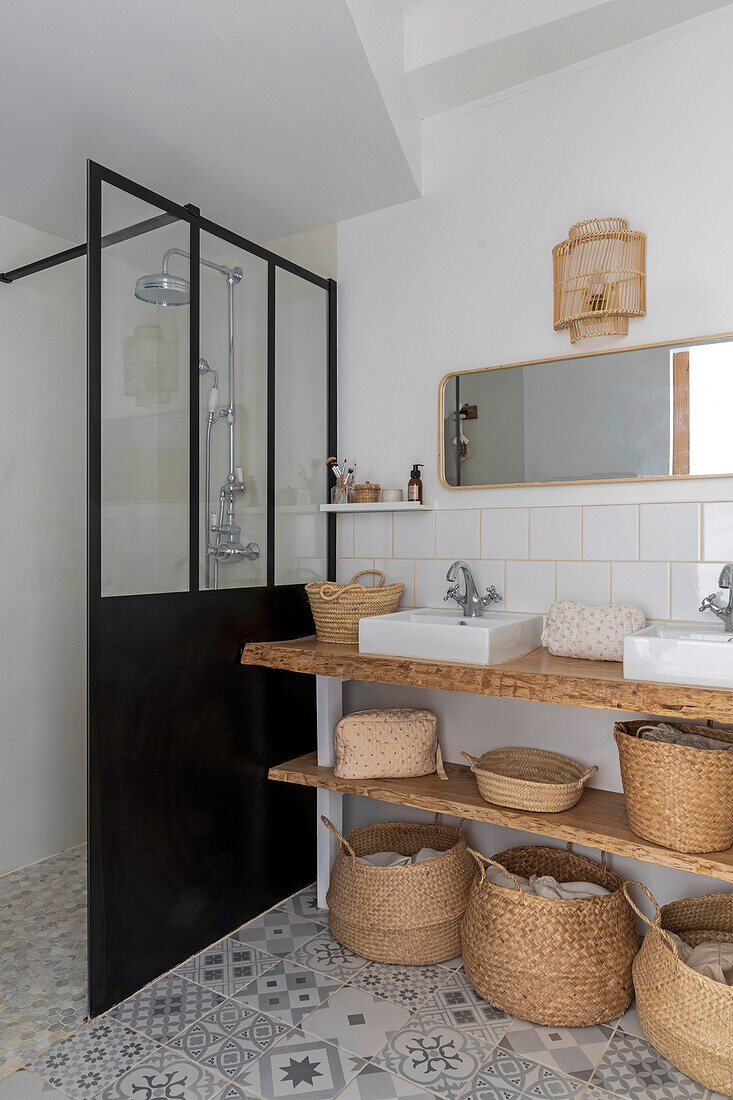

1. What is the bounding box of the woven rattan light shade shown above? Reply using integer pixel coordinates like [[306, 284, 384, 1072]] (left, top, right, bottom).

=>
[[553, 218, 645, 343]]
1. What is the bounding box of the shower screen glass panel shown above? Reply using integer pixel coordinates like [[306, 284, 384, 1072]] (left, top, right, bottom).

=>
[[100, 185, 190, 596], [198, 232, 267, 590], [274, 269, 329, 585]]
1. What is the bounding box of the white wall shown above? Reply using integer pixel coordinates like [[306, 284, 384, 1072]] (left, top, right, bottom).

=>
[[336, 9, 733, 905], [0, 214, 86, 875]]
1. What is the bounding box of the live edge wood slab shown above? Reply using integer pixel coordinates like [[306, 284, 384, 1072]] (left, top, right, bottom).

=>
[[241, 636, 733, 723], [269, 753, 733, 885]]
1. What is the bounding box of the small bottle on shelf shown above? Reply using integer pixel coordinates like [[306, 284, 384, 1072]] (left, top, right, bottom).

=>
[[408, 464, 424, 504]]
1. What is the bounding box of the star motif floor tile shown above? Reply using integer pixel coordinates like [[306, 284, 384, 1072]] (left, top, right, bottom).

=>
[[168, 998, 290, 1078], [176, 937, 278, 996], [277, 885, 328, 926], [458, 1046, 585, 1099], [350, 961, 451, 1012], [233, 960, 342, 1027], [301, 985, 411, 1058], [27, 1016, 159, 1098], [235, 1028, 364, 1099], [416, 970, 513, 1046], [498, 1020, 614, 1082], [372, 1010, 491, 1100], [93, 1048, 225, 1099], [0, 1070, 69, 1097], [234, 910, 322, 958], [108, 973, 224, 1043], [588, 1029, 707, 1099], [288, 929, 368, 983]]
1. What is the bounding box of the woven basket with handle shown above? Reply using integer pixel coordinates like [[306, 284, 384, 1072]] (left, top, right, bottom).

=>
[[461, 747, 598, 812], [306, 570, 403, 644], [614, 719, 733, 853], [623, 882, 733, 1095], [322, 814, 476, 965], [461, 844, 639, 1026]]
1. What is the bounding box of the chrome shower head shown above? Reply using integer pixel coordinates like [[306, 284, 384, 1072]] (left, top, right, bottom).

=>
[[134, 271, 190, 306]]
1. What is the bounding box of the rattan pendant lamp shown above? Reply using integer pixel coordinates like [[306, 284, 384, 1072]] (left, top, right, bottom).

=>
[[553, 218, 646, 342]]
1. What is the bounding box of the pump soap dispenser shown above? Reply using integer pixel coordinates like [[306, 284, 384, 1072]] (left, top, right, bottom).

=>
[[408, 464, 424, 504]]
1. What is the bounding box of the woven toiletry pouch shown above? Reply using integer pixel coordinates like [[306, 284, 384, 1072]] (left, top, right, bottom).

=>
[[333, 708, 448, 780], [542, 601, 645, 661]]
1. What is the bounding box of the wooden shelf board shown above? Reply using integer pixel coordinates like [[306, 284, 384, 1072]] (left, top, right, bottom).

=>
[[269, 753, 733, 885], [242, 637, 733, 723]]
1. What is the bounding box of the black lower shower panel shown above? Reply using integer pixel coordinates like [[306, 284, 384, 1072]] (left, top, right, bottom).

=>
[[87, 583, 317, 1016]]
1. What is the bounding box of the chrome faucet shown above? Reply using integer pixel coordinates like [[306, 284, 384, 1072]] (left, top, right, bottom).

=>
[[444, 561, 502, 618], [699, 563, 733, 633]]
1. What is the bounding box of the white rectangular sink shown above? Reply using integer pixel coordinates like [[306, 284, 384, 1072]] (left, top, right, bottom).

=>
[[624, 621, 733, 689], [359, 608, 544, 666]]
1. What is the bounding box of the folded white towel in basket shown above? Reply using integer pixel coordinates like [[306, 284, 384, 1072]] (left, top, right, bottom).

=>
[[483, 864, 610, 898], [637, 723, 733, 752], [666, 933, 733, 986]]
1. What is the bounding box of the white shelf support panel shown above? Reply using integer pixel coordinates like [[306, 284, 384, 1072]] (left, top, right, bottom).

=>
[[315, 675, 345, 908], [320, 501, 435, 514]]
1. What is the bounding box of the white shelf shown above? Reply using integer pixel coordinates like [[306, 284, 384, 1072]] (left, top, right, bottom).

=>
[[320, 500, 435, 514]]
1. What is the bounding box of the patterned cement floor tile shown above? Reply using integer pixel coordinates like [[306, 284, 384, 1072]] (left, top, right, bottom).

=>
[[233, 960, 342, 1027], [27, 1016, 159, 1098], [217, 1085, 256, 1099], [277, 886, 328, 926], [288, 930, 368, 983], [498, 1020, 614, 1083], [234, 911, 322, 959], [440, 957, 464, 971], [168, 998, 290, 1079], [337, 1063, 436, 1100], [350, 961, 451, 1012], [0, 1070, 70, 1097], [94, 1048, 225, 1099], [614, 1003, 645, 1040], [0, 845, 87, 1076], [235, 1028, 364, 1100], [416, 970, 513, 1046], [176, 937, 278, 996], [459, 1046, 585, 1099], [373, 1010, 491, 1100], [301, 985, 411, 1059], [588, 1029, 707, 1099], [108, 973, 225, 1043]]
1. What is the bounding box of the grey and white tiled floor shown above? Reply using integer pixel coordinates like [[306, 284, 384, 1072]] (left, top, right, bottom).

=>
[[0, 878, 727, 1099]]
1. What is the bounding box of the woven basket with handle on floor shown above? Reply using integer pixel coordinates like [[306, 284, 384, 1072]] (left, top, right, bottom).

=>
[[623, 882, 733, 1095], [461, 747, 598, 812], [306, 570, 403, 644], [614, 719, 733, 853], [322, 814, 476, 965], [461, 844, 640, 1027]]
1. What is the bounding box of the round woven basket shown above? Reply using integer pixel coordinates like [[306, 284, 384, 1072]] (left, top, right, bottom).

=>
[[461, 845, 639, 1026], [624, 882, 733, 1095], [306, 570, 404, 644], [322, 814, 476, 965], [461, 747, 598, 812], [614, 720, 733, 853]]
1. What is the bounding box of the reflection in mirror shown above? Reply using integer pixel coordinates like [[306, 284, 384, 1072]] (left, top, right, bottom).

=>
[[441, 336, 733, 488]]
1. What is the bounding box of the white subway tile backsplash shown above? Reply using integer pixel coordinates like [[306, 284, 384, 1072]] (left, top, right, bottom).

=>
[[414, 558, 503, 609], [703, 502, 733, 561], [354, 513, 392, 558], [556, 562, 611, 605], [582, 505, 638, 561], [530, 507, 581, 560], [611, 562, 670, 620], [336, 514, 354, 558], [640, 502, 700, 561], [394, 510, 436, 559], [481, 508, 529, 560], [435, 509, 480, 559], [671, 562, 722, 621], [505, 560, 556, 614], [337, 558, 374, 584], [376, 558, 415, 607]]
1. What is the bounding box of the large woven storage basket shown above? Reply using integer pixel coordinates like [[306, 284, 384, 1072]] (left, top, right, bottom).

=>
[[614, 720, 733, 853], [306, 570, 403, 644], [624, 882, 733, 1095], [461, 845, 639, 1026], [461, 747, 597, 812], [322, 814, 476, 964]]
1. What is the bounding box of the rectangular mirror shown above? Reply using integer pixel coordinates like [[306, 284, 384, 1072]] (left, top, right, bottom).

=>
[[440, 334, 733, 488]]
